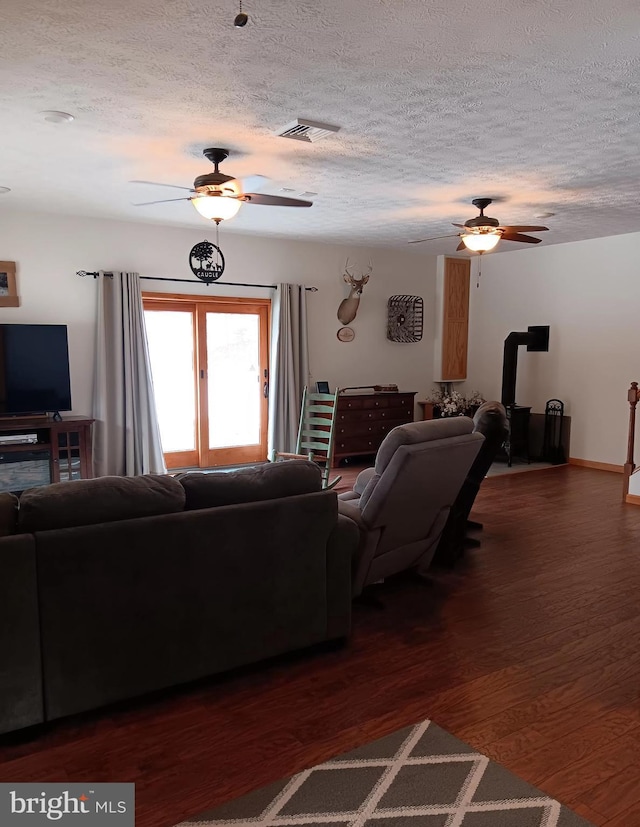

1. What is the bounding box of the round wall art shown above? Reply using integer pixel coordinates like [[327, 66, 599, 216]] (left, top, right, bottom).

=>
[[189, 240, 225, 283], [337, 326, 355, 342]]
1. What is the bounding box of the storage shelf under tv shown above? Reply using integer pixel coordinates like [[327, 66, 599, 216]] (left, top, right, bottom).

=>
[[0, 442, 52, 453], [0, 416, 94, 491]]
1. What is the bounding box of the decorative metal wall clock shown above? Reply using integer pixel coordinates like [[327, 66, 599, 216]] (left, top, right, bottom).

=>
[[189, 240, 225, 283], [387, 295, 423, 343]]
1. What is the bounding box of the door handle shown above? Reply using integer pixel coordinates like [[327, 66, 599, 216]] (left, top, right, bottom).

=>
[[263, 381, 269, 398]]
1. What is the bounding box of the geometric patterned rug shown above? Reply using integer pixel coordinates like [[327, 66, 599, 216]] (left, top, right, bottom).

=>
[[176, 720, 595, 827]]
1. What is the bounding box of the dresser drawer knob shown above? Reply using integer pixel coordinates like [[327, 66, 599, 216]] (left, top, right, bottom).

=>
[[368, 426, 372, 431], [382, 413, 386, 417]]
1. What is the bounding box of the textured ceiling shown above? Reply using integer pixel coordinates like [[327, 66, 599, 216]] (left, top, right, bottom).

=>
[[2, 0, 640, 250]]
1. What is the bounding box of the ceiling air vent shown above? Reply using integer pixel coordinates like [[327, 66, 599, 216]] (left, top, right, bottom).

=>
[[276, 118, 340, 143]]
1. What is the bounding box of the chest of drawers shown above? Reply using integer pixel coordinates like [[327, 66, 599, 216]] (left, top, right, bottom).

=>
[[333, 392, 416, 466]]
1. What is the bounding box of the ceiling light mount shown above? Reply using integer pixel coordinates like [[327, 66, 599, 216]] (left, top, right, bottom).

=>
[[471, 198, 493, 213], [40, 110, 75, 124], [202, 147, 230, 171]]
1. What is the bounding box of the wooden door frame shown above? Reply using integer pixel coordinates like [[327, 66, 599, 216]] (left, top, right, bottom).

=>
[[143, 298, 200, 469], [143, 293, 271, 469]]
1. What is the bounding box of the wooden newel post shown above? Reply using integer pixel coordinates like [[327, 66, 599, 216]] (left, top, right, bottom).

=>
[[623, 381, 639, 500]]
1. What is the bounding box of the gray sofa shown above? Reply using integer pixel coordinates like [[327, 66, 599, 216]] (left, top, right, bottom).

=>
[[0, 461, 358, 735]]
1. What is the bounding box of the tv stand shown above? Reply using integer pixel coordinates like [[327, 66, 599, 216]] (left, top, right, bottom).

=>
[[0, 415, 94, 489]]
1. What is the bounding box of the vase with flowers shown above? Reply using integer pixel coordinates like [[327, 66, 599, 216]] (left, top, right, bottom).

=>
[[426, 385, 485, 419]]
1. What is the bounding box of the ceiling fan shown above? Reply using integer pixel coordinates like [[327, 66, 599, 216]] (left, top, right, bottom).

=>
[[130, 148, 313, 224], [409, 198, 549, 252]]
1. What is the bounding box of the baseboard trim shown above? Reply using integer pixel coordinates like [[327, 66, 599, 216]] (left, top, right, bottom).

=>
[[569, 457, 624, 474], [625, 493, 640, 506]]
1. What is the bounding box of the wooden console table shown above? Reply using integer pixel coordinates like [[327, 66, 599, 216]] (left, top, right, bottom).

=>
[[333, 391, 416, 466], [0, 415, 94, 491]]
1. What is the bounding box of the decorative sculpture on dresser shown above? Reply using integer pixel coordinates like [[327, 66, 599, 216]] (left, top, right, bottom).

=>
[[337, 259, 371, 324]]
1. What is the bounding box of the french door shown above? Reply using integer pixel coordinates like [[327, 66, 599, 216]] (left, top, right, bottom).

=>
[[143, 294, 270, 469]]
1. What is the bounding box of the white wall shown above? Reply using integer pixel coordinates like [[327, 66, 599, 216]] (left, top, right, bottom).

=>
[[466, 231, 640, 466], [0, 209, 437, 418]]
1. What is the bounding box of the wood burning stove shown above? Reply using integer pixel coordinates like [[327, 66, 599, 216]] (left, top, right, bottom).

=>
[[500, 326, 550, 466]]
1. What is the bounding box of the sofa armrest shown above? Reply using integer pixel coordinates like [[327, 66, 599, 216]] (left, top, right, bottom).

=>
[[354, 467, 376, 496], [325, 513, 359, 639], [338, 498, 366, 529]]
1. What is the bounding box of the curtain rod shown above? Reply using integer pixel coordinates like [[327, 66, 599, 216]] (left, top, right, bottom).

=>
[[76, 271, 318, 291]]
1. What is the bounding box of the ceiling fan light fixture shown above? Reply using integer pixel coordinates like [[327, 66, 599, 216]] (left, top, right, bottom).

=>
[[461, 232, 501, 252], [191, 194, 242, 222]]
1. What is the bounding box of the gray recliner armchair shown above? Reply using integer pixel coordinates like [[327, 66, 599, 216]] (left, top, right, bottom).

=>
[[338, 418, 484, 595]]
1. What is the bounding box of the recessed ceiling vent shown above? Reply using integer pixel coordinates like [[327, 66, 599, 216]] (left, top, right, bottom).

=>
[[276, 118, 340, 143]]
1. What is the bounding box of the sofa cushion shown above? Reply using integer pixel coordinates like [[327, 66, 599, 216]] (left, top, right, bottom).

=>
[[18, 475, 185, 532], [179, 460, 322, 511], [0, 492, 19, 537]]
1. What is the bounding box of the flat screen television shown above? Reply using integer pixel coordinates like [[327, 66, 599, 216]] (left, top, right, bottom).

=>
[[0, 324, 72, 416]]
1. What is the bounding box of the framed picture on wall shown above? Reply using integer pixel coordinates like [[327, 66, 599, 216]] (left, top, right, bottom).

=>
[[316, 381, 330, 394], [0, 262, 19, 307]]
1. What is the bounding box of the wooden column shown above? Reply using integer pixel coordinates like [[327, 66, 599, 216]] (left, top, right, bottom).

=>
[[438, 257, 471, 381]]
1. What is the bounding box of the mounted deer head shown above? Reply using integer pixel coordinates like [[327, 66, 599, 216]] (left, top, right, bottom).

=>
[[337, 258, 372, 324]]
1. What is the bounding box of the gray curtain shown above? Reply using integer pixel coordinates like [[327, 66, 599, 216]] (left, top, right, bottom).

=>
[[268, 284, 309, 455], [92, 272, 166, 477]]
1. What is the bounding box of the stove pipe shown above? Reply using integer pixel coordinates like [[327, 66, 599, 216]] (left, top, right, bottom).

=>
[[501, 326, 550, 407]]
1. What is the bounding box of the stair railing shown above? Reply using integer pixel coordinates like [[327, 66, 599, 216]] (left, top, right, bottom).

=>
[[624, 381, 639, 501]]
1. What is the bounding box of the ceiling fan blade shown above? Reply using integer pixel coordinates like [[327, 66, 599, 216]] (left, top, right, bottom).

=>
[[130, 180, 194, 192], [242, 193, 313, 207], [500, 225, 549, 233], [132, 197, 193, 206], [456, 240, 467, 251], [500, 232, 543, 244], [452, 223, 467, 228], [408, 234, 460, 244], [241, 175, 269, 193]]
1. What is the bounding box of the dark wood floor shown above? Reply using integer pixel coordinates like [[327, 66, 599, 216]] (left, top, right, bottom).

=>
[[2, 466, 640, 827]]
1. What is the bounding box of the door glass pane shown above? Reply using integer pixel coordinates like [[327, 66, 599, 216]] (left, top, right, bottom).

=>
[[207, 312, 260, 448], [144, 310, 196, 452]]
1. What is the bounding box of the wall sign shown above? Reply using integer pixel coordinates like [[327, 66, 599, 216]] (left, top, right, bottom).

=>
[[189, 240, 225, 283]]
